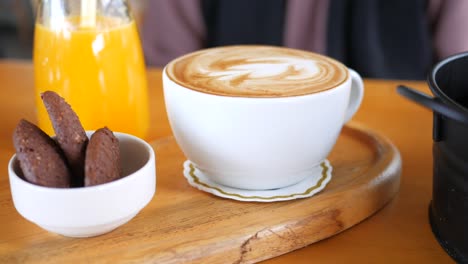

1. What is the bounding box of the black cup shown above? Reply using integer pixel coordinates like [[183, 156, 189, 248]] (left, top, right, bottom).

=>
[[397, 52, 468, 263]]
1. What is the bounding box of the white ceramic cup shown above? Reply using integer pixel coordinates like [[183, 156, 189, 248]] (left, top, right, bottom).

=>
[[163, 54, 364, 190]]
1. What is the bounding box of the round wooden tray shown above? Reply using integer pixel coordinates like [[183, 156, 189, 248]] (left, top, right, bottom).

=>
[[1, 122, 401, 263], [147, 122, 401, 263]]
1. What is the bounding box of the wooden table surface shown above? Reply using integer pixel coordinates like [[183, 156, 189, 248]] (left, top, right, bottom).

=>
[[0, 60, 454, 263]]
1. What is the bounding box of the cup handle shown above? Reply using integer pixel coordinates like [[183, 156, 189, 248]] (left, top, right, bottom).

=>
[[343, 69, 364, 123]]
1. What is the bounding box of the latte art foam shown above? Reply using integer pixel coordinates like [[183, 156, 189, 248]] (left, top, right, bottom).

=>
[[167, 46, 348, 97]]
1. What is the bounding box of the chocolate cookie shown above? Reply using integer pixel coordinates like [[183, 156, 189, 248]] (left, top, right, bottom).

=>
[[41, 91, 88, 187], [13, 119, 71, 188], [85, 127, 121, 186]]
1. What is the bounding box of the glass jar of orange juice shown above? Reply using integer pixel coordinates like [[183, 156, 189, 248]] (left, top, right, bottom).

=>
[[34, 0, 149, 139]]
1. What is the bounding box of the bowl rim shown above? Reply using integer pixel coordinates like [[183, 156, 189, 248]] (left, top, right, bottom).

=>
[[9, 131, 155, 193]]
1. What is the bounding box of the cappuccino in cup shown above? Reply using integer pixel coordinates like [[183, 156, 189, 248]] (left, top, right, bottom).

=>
[[166, 45, 348, 97], [164, 45, 364, 190]]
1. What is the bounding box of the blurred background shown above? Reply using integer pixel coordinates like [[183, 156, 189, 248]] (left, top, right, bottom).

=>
[[0, 0, 146, 59], [1, 0, 467, 80], [0, 0, 35, 59]]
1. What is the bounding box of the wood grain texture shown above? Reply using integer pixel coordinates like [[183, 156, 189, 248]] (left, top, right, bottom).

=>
[[0, 123, 400, 263], [0, 61, 455, 263]]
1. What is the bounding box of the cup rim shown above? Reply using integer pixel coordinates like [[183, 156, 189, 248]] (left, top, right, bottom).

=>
[[163, 66, 352, 102], [163, 45, 351, 99]]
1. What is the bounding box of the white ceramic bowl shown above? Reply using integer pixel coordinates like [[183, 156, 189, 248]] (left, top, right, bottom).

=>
[[8, 132, 156, 238]]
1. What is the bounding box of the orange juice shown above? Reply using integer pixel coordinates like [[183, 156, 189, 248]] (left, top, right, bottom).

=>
[[34, 16, 149, 139]]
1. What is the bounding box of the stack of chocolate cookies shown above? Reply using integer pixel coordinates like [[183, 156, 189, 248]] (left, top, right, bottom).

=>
[[13, 91, 121, 188]]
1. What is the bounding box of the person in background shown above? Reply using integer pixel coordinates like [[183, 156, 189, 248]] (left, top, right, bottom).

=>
[[141, 0, 468, 80]]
